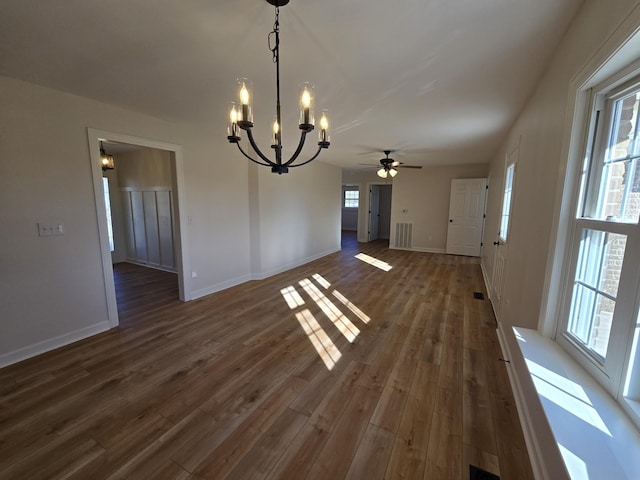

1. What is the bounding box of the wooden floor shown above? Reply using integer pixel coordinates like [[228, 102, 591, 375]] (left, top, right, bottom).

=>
[[0, 233, 533, 480]]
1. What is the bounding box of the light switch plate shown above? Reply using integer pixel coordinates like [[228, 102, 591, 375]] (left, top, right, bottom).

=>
[[38, 223, 64, 236]]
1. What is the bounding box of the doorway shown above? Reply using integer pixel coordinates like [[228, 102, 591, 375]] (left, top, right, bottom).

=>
[[88, 129, 191, 328], [367, 184, 392, 243], [341, 185, 359, 235]]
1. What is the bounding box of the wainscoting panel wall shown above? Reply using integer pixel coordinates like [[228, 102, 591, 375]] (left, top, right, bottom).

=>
[[122, 188, 175, 271]]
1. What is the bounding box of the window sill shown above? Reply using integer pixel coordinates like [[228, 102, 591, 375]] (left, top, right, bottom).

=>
[[514, 327, 640, 479]]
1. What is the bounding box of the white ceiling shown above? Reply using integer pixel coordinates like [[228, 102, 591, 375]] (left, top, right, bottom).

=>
[[0, 0, 583, 170]]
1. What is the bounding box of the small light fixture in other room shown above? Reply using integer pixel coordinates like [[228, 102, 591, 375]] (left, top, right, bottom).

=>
[[100, 141, 115, 171]]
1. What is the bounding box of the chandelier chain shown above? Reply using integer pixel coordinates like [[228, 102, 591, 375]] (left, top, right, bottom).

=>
[[269, 7, 280, 64]]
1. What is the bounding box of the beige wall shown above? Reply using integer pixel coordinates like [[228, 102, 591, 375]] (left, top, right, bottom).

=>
[[115, 148, 173, 189], [342, 165, 489, 250], [250, 161, 342, 279], [390, 164, 489, 252], [480, 3, 640, 476], [0, 75, 341, 366], [482, 0, 640, 332]]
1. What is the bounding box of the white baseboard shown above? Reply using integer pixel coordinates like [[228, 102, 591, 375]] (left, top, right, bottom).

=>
[[123, 259, 177, 274], [480, 260, 492, 298], [389, 245, 446, 254], [0, 321, 111, 369], [191, 273, 252, 300], [251, 247, 341, 281], [191, 248, 341, 300]]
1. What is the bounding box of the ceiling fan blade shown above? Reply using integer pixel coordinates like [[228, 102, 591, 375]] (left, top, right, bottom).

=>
[[398, 165, 422, 169], [356, 145, 398, 154]]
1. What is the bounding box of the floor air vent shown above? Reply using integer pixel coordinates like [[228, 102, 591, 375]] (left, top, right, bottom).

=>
[[473, 292, 485, 300], [395, 222, 413, 249], [469, 465, 500, 480]]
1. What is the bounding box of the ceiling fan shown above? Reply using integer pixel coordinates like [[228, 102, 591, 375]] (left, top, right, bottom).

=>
[[359, 150, 422, 178]]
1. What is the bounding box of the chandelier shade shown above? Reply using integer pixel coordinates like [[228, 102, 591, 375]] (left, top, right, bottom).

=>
[[100, 141, 115, 171], [226, 1, 330, 174]]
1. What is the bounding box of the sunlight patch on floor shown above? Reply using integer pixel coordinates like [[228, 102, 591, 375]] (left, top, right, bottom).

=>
[[280, 285, 305, 309], [295, 309, 341, 370], [355, 253, 392, 271], [312, 273, 331, 289], [299, 279, 360, 343], [281, 273, 372, 370], [332, 290, 371, 324]]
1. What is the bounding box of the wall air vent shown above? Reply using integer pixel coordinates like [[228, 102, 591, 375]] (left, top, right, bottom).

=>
[[395, 222, 413, 249]]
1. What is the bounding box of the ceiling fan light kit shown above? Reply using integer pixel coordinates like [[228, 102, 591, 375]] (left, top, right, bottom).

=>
[[227, 0, 330, 174], [377, 167, 398, 178]]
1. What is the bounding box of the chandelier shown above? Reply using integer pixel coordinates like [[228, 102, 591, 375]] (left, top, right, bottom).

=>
[[226, 0, 330, 174]]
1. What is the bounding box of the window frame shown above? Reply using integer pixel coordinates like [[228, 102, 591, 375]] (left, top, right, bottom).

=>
[[343, 188, 359, 209], [556, 74, 640, 426], [103, 177, 115, 252], [499, 162, 516, 242]]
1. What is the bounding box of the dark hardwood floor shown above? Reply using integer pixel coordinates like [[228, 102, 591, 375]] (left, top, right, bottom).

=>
[[0, 233, 533, 479]]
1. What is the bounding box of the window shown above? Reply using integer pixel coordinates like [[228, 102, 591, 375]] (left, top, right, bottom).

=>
[[103, 177, 115, 252], [568, 229, 626, 358], [559, 74, 640, 427], [344, 189, 359, 208], [581, 89, 640, 223], [499, 163, 515, 241]]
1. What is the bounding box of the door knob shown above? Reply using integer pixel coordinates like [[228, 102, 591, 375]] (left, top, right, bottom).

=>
[[449, 219, 453, 222], [493, 241, 500, 245]]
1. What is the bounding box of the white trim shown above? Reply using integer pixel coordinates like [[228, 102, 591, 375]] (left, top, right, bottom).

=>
[[515, 327, 640, 479], [191, 274, 253, 300], [251, 247, 341, 281], [0, 322, 110, 369], [193, 248, 342, 300], [497, 324, 570, 480], [87, 131, 120, 328], [120, 186, 173, 192], [496, 325, 544, 480], [122, 260, 177, 274], [389, 246, 446, 254], [480, 252, 500, 320], [87, 129, 192, 320]]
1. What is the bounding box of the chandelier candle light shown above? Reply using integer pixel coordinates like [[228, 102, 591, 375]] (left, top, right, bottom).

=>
[[227, 0, 330, 174]]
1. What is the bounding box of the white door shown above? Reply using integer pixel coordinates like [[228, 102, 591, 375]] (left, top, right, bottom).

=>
[[446, 178, 487, 256], [491, 144, 518, 320], [368, 185, 380, 241]]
